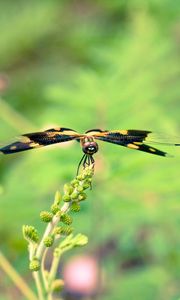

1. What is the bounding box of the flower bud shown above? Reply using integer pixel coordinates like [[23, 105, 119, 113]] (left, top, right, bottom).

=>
[[54, 190, 62, 205], [76, 185, 84, 192], [70, 179, 79, 187], [63, 184, 73, 195], [53, 226, 62, 236], [76, 174, 84, 181], [22, 225, 39, 243], [62, 194, 71, 202], [71, 202, 80, 212], [60, 213, 73, 225], [40, 211, 53, 222], [29, 258, 40, 271], [43, 236, 54, 247], [51, 204, 60, 215], [82, 181, 91, 190], [78, 192, 86, 201], [60, 226, 73, 236], [71, 191, 79, 200]]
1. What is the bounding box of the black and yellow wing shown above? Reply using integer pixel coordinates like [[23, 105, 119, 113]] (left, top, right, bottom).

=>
[[0, 127, 81, 154], [86, 129, 180, 157]]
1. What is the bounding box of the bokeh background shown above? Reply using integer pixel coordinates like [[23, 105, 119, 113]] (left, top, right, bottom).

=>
[[0, 1, 180, 299]]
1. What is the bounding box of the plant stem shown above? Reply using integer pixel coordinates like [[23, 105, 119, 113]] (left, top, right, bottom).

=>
[[48, 251, 62, 289], [34, 202, 71, 298], [32, 271, 45, 300], [41, 247, 49, 291], [27, 166, 93, 299], [0, 250, 38, 300], [36, 202, 70, 260]]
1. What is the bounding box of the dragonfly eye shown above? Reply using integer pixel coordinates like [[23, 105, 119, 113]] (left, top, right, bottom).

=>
[[82, 141, 98, 155]]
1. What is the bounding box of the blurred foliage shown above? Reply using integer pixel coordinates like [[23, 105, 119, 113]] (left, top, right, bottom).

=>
[[0, 0, 180, 299]]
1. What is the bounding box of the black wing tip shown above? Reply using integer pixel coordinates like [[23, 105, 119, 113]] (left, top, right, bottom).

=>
[[0, 146, 12, 154], [127, 142, 173, 158], [175, 143, 180, 146], [0, 140, 40, 154], [0, 148, 13, 154]]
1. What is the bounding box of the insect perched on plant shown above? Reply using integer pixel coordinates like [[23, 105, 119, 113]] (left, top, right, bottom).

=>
[[0, 127, 179, 173]]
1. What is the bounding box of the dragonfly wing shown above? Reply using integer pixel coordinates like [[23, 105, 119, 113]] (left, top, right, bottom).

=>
[[87, 129, 151, 145], [144, 132, 180, 146], [125, 142, 172, 157], [0, 127, 80, 154], [89, 129, 179, 157]]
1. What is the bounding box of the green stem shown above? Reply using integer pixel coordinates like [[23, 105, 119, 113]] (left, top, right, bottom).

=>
[[47, 244, 74, 294], [34, 202, 70, 299], [0, 250, 38, 300], [32, 271, 45, 300], [36, 202, 70, 260], [28, 166, 93, 299], [36, 217, 58, 260], [48, 251, 62, 289], [41, 247, 49, 291]]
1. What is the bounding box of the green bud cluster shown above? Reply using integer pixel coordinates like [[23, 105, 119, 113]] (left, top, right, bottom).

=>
[[22, 225, 39, 243], [51, 203, 60, 214], [60, 213, 73, 225], [71, 191, 79, 200], [29, 258, 40, 271], [70, 179, 79, 187], [53, 225, 73, 237], [23, 165, 93, 289], [78, 192, 86, 201], [53, 226, 62, 236], [54, 190, 62, 205], [62, 194, 71, 202], [43, 235, 54, 247], [40, 211, 53, 222], [63, 183, 74, 195], [60, 226, 73, 236], [70, 202, 80, 212], [62, 166, 94, 212]]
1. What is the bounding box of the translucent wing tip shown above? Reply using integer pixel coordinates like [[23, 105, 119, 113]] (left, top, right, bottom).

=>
[[145, 132, 180, 146], [165, 153, 174, 158]]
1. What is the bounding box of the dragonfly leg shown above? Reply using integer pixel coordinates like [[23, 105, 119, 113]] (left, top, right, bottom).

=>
[[76, 154, 86, 176], [77, 154, 95, 176]]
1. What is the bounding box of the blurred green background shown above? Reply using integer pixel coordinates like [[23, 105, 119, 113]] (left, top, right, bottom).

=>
[[0, 0, 180, 299]]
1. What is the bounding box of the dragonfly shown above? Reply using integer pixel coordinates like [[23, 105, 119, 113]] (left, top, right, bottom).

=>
[[0, 127, 179, 173]]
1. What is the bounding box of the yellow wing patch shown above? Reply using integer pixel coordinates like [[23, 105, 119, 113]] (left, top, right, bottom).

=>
[[10, 145, 17, 151], [112, 130, 128, 135], [127, 143, 139, 149]]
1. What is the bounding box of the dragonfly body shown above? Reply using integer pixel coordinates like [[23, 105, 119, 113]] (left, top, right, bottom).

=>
[[0, 127, 179, 171]]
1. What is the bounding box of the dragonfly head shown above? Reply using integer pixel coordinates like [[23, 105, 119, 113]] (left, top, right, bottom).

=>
[[82, 141, 98, 155]]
